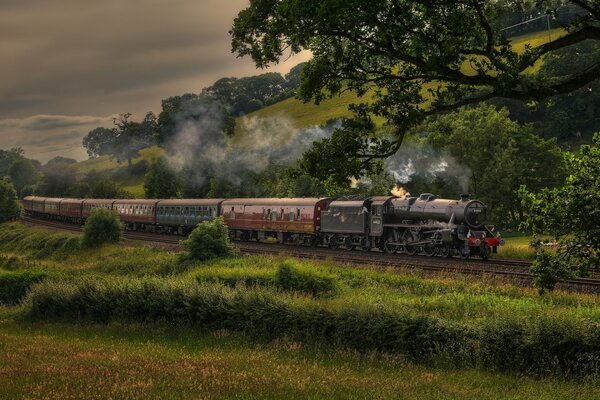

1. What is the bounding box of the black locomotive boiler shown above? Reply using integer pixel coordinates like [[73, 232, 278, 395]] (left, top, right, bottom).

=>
[[320, 193, 501, 259]]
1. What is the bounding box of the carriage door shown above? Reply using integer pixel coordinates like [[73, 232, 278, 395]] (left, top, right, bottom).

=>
[[370, 205, 383, 236]]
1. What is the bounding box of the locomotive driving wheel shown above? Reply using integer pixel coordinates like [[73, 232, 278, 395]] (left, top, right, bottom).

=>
[[383, 231, 399, 254], [402, 229, 419, 256], [423, 242, 437, 257]]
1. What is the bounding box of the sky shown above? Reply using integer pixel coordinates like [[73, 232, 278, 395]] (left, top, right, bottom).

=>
[[0, 0, 310, 162]]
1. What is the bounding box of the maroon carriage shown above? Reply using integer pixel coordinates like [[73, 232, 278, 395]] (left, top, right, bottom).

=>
[[59, 199, 84, 222], [113, 199, 160, 230], [221, 198, 331, 244], [43, 198, 64, 218], [82, 199, 116, 219], [22, 196, 36, 215]]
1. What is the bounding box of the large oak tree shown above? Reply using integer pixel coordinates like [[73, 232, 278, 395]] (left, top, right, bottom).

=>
[[231, 0, 600, 180]]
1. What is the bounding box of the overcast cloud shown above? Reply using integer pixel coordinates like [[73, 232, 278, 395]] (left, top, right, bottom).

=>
[[0, 0, 310, 162]]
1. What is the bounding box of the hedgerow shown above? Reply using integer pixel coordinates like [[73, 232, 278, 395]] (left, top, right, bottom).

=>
[[0, 271, 48, 304], [23, 276, 600, 377]]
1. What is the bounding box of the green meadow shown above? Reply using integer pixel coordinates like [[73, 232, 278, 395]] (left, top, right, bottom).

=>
[[0, 222, 599, 398]]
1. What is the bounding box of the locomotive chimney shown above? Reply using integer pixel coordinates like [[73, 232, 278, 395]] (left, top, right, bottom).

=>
[[460, 193, 471, 201]]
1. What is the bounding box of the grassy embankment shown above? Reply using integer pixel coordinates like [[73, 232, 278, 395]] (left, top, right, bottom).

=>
[[0, 222, 599, 398]]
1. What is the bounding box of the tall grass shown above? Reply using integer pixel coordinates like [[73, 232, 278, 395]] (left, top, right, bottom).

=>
[[23, 276, 600, 377], [0, 223, 80, 259], [0, 270, 48, 304]]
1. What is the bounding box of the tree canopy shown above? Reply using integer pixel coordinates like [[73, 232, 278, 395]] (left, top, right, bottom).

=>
[[231, 0, 600, 179], [519, 132, 600, 292], [83, 112, 157, 166], [0, 178, 20, 222]]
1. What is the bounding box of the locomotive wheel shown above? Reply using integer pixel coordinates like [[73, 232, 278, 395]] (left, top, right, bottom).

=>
[[459, 246, 470, 260], [383, 231, 398, 254], [439, 246, 453, 258], [480, 244, 490, 260], [329, 235, 339, 250], [402, 230, 418, 256], [423, 243, 437, 257], [344, 237, 354, 251]]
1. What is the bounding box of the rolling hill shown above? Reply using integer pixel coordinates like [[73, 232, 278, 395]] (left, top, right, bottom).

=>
[[74, 28, 564, 198]]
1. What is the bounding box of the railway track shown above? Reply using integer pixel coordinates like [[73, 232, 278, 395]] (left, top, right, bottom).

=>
[[20, 216, 600, 292]]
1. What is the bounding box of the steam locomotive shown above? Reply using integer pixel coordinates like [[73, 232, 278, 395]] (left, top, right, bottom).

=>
[[23, 193, 503, 260]]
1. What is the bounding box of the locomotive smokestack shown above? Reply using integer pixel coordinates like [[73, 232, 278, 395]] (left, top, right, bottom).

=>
[[460, 193, 471, 201]]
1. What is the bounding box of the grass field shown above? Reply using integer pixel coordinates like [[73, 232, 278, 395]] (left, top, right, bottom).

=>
[[1, 306, 598, 400], [1, 222, 600, 397]]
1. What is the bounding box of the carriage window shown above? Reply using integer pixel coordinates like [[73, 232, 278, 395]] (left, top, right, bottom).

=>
[[297, 209, 301, 218]]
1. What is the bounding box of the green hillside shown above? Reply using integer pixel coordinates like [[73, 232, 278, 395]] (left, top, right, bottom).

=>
[[236, 28, 564, 132], [75, 29, 563, 197]]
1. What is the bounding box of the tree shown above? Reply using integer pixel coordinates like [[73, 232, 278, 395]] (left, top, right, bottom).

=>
[[0, 178, 20, 222], [83, 112, 157, 166], [181, 217, 238, 261], [82, 208, 122, 248], [519, 133, 600, 293], [0, 148, 25, 177], [8, 158, 40, 197], [416, 105, 565, 227], [73, 171, 131, 199], [231, 1, 600, 179], [144, 158, 179, 199], [37, 157, 78, 197]]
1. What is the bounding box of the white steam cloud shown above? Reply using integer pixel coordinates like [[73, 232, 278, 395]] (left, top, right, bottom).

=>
[[164, 102, 340, 188], [385, 141, 472, 193]]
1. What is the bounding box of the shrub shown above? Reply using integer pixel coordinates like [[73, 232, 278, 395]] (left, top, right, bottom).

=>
[[275, 261, 339, 297], [194, 267, 275, 288], [0, 271, 48, 304], [181, 217, 238, 261], [0, 223, 80, 258], [0, 179, 20, 222], [82, 208, 122, 248], [23, 276, 600, 377]]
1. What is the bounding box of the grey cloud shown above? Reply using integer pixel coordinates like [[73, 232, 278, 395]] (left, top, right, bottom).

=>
[[0, 0, 311, 161], [0, 115, 111, 131], [0, 114, 114, 162]]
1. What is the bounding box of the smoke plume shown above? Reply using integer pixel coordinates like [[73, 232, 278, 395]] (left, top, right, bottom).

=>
[[385, 141, 472, 193], [164, 101, 339, 189]]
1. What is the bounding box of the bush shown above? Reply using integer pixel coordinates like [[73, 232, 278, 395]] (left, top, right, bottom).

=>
[[82, 208, 122, 248], [181, 217, 238, 261], [275, 261, 339, 297], [0, 271, 48, 304], [23, 276, 600, 377], [0, 223, 80, 258], [0, 179, 20, 222]]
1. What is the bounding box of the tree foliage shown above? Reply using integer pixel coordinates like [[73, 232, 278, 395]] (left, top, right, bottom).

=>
[[0, 179, 20, 222], [231, 0, 600, 179], [157, 94, 234, 145], [37, 157, 78, 197], [144, 158, 179, 199], [72, 171, 131, 199], [519, 132, 600, 292], [7, 158, 41, 197], [83, 112, 157, 166], [181, 217, 238, 261], [82, 208, 122, 248], [415, 105, 565, 227]]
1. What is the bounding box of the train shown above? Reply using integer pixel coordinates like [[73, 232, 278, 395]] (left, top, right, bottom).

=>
[[22, 193, 503, 260]]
